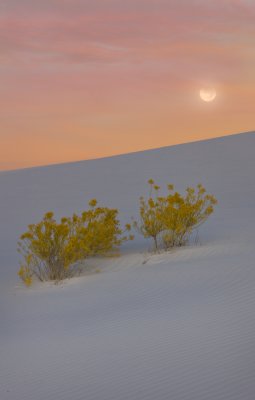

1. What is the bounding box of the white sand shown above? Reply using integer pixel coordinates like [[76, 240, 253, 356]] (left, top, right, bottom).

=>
[[1, 132, 255, 400]]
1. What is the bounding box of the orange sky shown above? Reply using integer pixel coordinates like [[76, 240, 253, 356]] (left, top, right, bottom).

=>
[[1, 0, 255, 170]]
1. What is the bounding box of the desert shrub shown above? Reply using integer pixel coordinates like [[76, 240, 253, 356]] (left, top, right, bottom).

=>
[[134, 180, 217, 251], [133, 180, 165, 250], [161, 184, 217, 248], [18, 200, 132, 285]]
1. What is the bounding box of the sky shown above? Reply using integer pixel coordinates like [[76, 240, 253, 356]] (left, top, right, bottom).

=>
[[0, 0, 254, 170]]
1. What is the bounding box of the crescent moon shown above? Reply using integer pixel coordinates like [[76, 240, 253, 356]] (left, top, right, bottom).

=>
[[200, 88, 217, 102]]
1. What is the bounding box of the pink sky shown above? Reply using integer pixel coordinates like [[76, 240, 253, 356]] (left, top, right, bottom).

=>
[[0, 0, 255, 170]]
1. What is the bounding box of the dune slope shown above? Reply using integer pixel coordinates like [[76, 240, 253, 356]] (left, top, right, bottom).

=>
[[1, 132, 255, 400]]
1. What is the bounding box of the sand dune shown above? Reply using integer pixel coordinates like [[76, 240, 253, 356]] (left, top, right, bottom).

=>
[[1, 132, 255, 400]]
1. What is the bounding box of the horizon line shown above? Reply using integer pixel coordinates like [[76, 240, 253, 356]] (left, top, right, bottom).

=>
[[1, 130, 254, 174]]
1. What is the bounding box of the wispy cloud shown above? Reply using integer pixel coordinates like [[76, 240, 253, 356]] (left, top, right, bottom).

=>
[[1, 0, 254, 65]]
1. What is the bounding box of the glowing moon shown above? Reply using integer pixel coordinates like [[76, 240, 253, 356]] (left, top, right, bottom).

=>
[[199, 88, 217, 102]]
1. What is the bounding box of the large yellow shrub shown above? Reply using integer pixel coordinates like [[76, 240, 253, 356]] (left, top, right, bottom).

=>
[[134, 180, 217, 251], [18, 200, 132, 285]]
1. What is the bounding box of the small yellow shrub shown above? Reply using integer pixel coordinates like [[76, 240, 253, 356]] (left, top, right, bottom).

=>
[[18, 200, 132, 285], [133, 180, 165, 250], [161, 184, 217, 248], [134, 180, 217, 251]]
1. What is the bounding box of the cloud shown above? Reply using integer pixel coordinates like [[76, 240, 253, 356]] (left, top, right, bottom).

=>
[[1, 0, 255, 62]]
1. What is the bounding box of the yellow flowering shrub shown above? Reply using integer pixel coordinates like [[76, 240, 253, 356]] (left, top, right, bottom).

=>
[[134, 180, 217, 251], [18, 201, 132, 285], [133, 181, 165, 250]]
